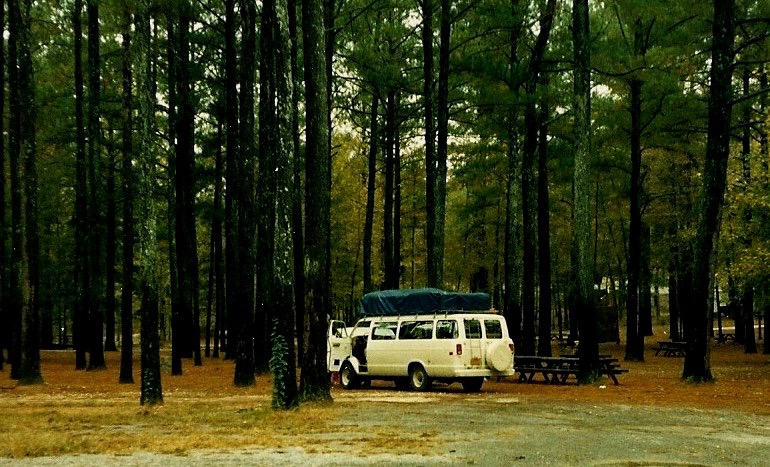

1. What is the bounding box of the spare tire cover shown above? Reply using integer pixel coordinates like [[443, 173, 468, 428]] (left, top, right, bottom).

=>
[[486, 341, 512, 372]]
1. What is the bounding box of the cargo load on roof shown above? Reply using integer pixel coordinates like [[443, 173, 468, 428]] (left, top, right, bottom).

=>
[[358, 288, 492, 317]]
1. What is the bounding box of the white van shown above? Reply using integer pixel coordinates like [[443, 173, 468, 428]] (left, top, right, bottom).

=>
[[327, 289, 515, 392]]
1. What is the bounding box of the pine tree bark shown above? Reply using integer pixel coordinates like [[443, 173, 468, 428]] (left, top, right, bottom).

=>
[[223, 0, 238, 360], [384, 90, 395, 289], [263, 0, 299, 408], [86, 0, 106, 371], [0, 0, 5, 372], [522, 0, 556, 356], [105, 131, 117, 353], [288, 0, 306, 366], [429, 0, 450, 289], [536, 86, 552, 357], [72, 0, 88, 371], [363, 92, 378, 294], [17, 0, 42, 385], [683, 0, 735, 382], [572, 0, 600, 381], [119, 8, 134, 385], [166, 14, 182, 375], [625, 78, 644, 361], [173, 2, 201, 367], [234, 0, 257, 386], [504, 0, 525, 350], [299, 0, 332, 402], [422, 0, 438, 288], [136, 0, 163, 405]]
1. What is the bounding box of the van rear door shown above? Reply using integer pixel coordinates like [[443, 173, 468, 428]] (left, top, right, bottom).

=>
[[463, 318, 483, 367]]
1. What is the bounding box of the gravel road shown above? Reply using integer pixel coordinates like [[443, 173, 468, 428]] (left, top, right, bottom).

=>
[[3, 389, 768, 466]]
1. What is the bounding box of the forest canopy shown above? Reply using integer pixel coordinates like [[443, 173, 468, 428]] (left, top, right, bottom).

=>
[[0, 0, 768, 399]]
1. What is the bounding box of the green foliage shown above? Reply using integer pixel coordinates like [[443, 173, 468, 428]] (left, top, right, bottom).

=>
[[269, 318, 295, 410]]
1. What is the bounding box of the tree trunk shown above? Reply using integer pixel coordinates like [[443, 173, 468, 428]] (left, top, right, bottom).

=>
[[572, 0, 600, 381], [256, 0, 278, 376], [223, 0, 239, 361], [393, 102, 402, 290], [537, 87, 552, 357], [265, 0, 299, 409], [429, 0, 450, 289], [136, 0, 163, 405], [166, 15, 182, 376], [72, 0, 88, 371], [288, 0, 306, 366], [234, 0, 257, 386], [639, 223, 653, 336], [8, 0, 22, 380], [299, 0, 332, 402], [740, 66, 756, 355], [384, 90, 395, 289], [422, 0, 438, 289], [0, 0, 5, 372], [363, 92, 378, 294], [16, 0, 42, 385], [625, 78, 644, 362], [683, 0, 735, 382], [211, 121, 225, 359], [119, 9, 134, 385], [86, 0, 106, 371], [104, 130, 117, 353], [173, 3, 200, 367], [743, 288, 757, 353], [521, 84, 537, 357], [760, 66, 769, 355], [504, 1, 524, 351]]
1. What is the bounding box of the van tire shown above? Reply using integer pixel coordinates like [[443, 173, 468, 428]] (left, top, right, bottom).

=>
[[486, 341, 513, 372], [462, 377, 484, 392], [409, 364, 431, 391], [340, 362, 358, 389]]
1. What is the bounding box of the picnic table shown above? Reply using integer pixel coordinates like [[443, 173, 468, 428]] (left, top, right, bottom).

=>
[[652, 341, 687, 357], [513, 355, 627, 385], [715, 333, 735, 343]]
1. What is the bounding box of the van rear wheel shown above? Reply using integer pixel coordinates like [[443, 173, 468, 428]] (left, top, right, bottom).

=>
[[462, 377, 484, 392], [340, 362, 359, 389], [409, 364, 431, 391]]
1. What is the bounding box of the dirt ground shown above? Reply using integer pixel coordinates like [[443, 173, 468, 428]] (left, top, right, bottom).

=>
[[2, 338, 770, 466]]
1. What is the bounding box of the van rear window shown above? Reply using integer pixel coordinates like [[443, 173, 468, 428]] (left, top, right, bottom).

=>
[[399, 320, 434, 339], [464, 319, 482, 339], [484, 320, 503, 339], [436, 320, 458, 339]]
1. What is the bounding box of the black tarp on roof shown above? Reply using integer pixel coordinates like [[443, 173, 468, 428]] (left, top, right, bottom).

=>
[[358, 288, 492, 316]]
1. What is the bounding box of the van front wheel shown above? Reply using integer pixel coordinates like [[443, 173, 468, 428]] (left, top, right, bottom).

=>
[[409, 364, 431, 391], [340, 362, 359, 389]]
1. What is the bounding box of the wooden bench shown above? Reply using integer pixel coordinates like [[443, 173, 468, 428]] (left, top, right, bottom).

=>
[[715, 333, 735, 343], [652, 341, 687, 357], [514, 355, 627, 385]]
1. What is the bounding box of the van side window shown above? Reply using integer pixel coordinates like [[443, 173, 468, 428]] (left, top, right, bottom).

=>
[[436, 320, 458, 339], [399, 320, 434, 339], [371, 322, 397, 340], [484, 320, 503, 339], [464, 319, 482, 339]]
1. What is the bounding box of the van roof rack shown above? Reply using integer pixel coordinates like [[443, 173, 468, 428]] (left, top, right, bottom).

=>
[[359, 288, 492, 317]]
